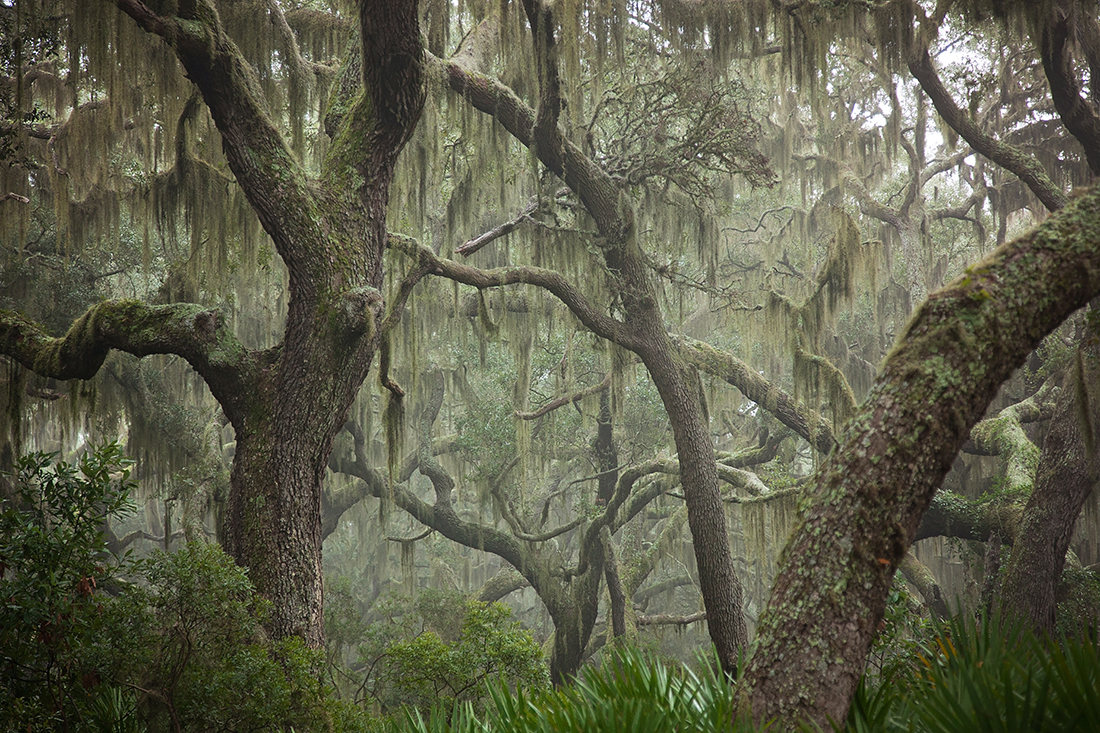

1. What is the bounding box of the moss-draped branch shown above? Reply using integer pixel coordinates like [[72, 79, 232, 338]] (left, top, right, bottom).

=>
[[111, 0, 323, 278], [388, 234, 638, 349], [0, 301, 254, 421], [905, 0, 1067, 212], [675, 335, 837, 455]]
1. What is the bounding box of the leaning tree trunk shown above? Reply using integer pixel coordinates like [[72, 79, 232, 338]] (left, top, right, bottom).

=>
[[743, 185, 1100, 729], [634, 320, 749, 665], [1000, 313, 1100, 633]]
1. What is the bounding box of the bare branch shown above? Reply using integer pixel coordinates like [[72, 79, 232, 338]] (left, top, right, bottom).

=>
[[1040, 3, 1100, 175], [385, 527, 433, 543], [516, 374, 611, 420], [637, 611, 706, 627], [456, 197, 539, 257], [908, 43, 1067, 212]]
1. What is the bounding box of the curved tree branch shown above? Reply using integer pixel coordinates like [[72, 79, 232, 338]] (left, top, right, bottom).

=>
[[675, 336, 837, 455], [1040, 3, 1100, 176], [0, 301, 253, 423], [516, 374, 611, 420], [908, 46, 1067, 212], [388, 234, 638, 349], [111, 0, 318, 268]]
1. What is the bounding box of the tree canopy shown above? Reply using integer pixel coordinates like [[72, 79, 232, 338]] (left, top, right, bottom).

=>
[[2, 0, 1099, 728]]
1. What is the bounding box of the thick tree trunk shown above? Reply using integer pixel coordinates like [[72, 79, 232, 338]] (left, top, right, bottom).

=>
[[547, 568, 602, 683], [226, 430, 325, 644], [222, 327, 380, 643], [19, 0, 431, 649], [743, 184, 1100, 729], [1000, 320, 1100, 633]]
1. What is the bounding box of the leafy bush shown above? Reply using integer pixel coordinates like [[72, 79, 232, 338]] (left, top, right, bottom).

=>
[[398, 647, 762, 733], [0, 446, 370, 733], [106, 542, 371, 733], [335, 588, 549, 716], [382, 596, 549, 712], [0, 443, 136, 732]]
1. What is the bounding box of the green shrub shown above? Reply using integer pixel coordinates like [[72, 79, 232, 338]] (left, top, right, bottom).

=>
[[842, 613, 1100, 733], [108, 542, 371, 733], [382, 596, 549, 713], [398, 646, 762, 733], [0, 443, 136, 732], [0, 446, 371, 733], [338, 588, 548, 716]]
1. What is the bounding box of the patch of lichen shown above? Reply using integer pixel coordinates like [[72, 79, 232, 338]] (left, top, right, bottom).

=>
[[322, 91, 375, 194]]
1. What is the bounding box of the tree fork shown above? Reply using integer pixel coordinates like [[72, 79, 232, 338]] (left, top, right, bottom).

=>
[[93, 0, 428, 650]]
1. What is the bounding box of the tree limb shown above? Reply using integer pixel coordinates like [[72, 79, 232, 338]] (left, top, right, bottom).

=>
[[746, 175, 1100, 728], [0, 301, 253, 422], [637, 611, 706, 627], [111, 0, 318, 267], [675, 336, 837, 455], [1041, 3, 1100, 175], [388, 234, 638, 350], [908, 45, 1067, 212], [516, 374, 611, 420]]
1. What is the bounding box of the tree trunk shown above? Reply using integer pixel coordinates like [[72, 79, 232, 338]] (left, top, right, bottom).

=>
[[638, 331, 749, 668], [1000, 316, 1100, 633], [0, 0, 431, 649]]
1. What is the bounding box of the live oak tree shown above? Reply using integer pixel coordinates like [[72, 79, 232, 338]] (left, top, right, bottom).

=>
[[1, 0, 429, 646], [5, 0, 1100, 730]]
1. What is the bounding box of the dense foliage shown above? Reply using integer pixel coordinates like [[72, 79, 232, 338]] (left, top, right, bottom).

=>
[[326, 585, 549, 715], [388, 617, 1100, 733], [0, 444, 136, 731], [1, 447, 367, 732]]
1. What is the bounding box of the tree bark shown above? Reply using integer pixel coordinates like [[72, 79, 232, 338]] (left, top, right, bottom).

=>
[[743, 182, 1100, 729], [899, 551, 949, 621], [1000, 320, 1100, 633]]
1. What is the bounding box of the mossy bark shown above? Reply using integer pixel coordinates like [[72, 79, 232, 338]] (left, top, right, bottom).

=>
[[1000, 319, 1100, 633], [743, 183, 1100, 729]]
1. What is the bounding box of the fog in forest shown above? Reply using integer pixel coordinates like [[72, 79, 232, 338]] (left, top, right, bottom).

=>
[[2, 0, 1099, 730]]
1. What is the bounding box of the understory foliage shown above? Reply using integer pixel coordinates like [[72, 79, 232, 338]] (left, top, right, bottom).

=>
[[844, 614, 1100, 733], [325, 585, 549, 715], [0, 444, 136, 732], [0, 446, 368, 733], [386, 617, 1100, 733], [399, 647, 755, 733], [4, 448, 1100, 732]]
